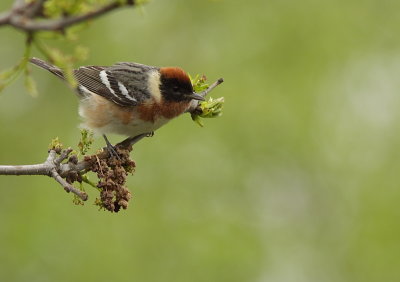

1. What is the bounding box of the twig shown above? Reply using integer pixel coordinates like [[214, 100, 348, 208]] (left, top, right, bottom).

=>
[[55, 148, 73, 165], [186, 78, 224, 113], [0, 0, 137, 32], [199, 78, 224, 98], [50, 167, 88, 200]]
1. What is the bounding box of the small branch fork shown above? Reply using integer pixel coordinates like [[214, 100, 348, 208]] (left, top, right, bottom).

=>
[[0, 148, 88, 200], [0, 0, 136, 32], [0, 78, 223, 202]]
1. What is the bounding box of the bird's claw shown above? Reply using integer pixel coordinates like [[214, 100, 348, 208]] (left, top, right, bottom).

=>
[[103, 134, 121, 160], [106, 144, 121, 160]]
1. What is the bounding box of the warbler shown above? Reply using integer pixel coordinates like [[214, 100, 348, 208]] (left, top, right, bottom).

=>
[[30, 57, 204, 152]]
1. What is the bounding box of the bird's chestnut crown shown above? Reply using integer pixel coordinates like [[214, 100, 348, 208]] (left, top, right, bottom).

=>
[[159, 67, 194, 102]]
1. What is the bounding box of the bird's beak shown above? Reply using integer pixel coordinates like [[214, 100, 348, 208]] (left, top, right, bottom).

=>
[[188, 92, 205, 101]]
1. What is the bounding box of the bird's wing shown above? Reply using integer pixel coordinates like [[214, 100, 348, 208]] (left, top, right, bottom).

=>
[[30, 58, 152, 107], [74, 66, 140, 107]]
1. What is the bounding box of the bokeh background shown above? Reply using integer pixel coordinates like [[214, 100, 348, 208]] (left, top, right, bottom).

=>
[[1, 0, 400, 281]]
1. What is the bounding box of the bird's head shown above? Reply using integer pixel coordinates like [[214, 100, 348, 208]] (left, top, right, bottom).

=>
[[159, 67, 204, 102]]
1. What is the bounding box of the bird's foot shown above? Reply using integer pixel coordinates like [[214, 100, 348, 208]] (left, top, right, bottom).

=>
[[102, 134, 121, 160]]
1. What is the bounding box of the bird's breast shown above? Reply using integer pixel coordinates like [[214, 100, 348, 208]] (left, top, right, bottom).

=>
[[137, 100, 191, 122], [78, 95, 190, 136]]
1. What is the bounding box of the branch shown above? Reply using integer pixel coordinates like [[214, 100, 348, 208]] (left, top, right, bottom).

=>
[[0, 0, 137, 32], [0, 163, 49, 176], [0, 149, 88, 200], [0, 11, 11, 25], [0, 133, 146, 204]]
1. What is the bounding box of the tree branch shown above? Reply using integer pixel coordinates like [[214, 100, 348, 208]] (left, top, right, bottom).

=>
[[0, 163, 49, 175], [0, 149, 88, 201], [0, 11, 11, 25], [0, 132, 148, 201], [0, 0, 137, 32]]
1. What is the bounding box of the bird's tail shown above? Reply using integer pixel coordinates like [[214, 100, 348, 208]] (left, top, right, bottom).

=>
[[29, 57, 65, 80]]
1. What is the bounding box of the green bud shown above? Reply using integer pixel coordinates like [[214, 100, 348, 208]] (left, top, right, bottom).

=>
[[78, 129, 94, 155], [191, 97, 225, 127]]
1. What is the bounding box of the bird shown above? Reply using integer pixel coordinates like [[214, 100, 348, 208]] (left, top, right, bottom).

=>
[[30, 57, 204, 155]]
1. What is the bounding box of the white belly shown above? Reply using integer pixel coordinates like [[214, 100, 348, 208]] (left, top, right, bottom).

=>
[[90, 115, 170, 136], [78, 95, 171, 137]]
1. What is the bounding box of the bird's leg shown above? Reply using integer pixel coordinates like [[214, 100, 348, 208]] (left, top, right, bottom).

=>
[[102, 134, 120, 159], [116, 132, 154, 148]]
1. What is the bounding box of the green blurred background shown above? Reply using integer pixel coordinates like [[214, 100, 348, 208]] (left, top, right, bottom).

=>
[[1, 0, 400, 281]]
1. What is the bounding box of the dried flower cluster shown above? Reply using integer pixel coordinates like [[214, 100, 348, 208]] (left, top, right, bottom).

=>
[[85, 146, 136, 212]]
